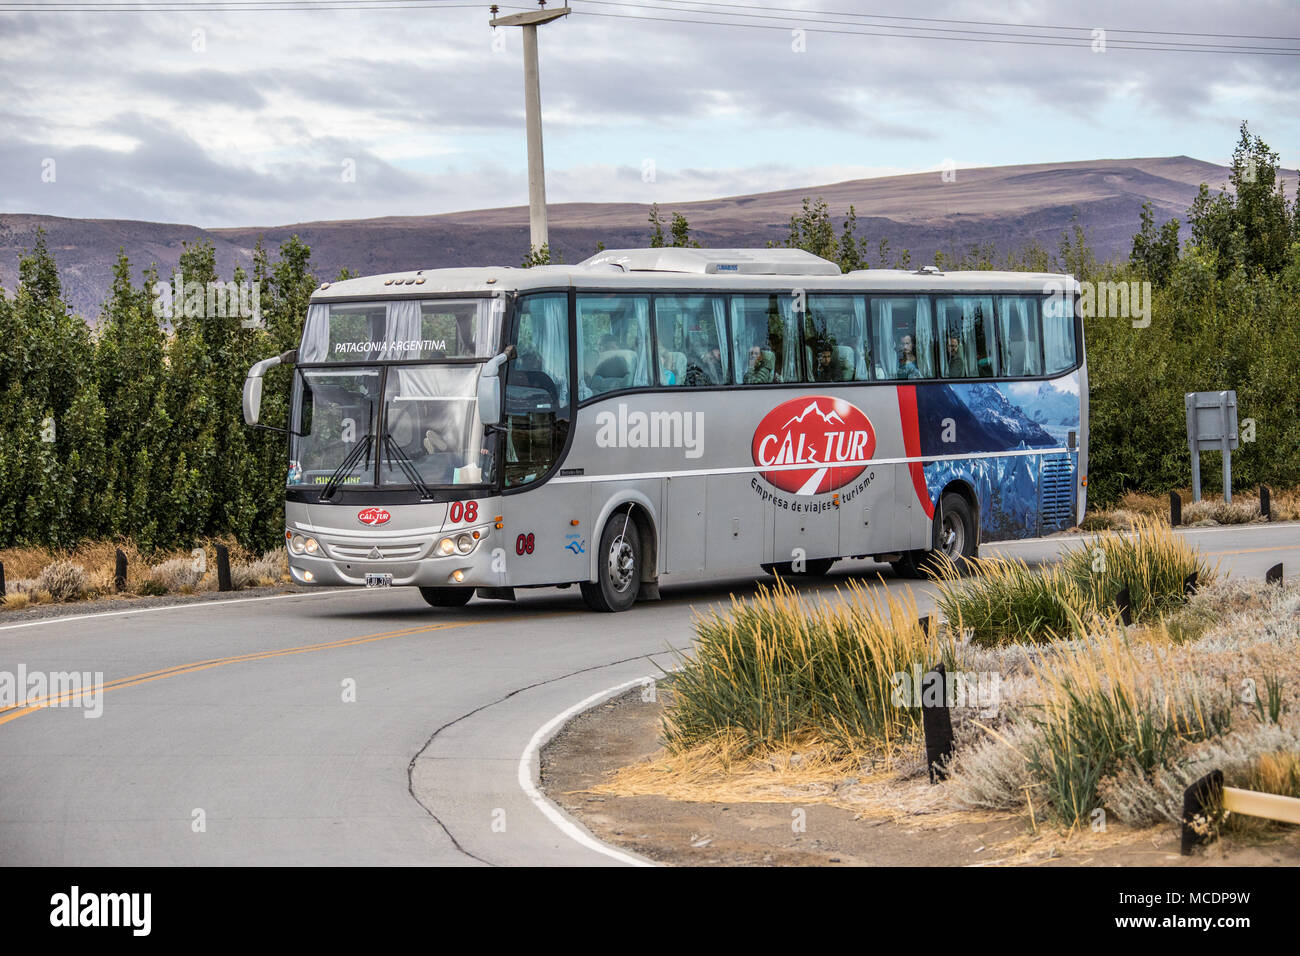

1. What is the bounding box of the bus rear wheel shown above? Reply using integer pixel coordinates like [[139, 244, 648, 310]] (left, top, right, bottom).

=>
[[581, 515, 642, 612], [419, 586, 473, 608], [915, 492, 977, 578], [761, 558, 836, 577]]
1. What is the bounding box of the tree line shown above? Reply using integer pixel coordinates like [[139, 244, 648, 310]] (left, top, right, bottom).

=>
[[2, 123, 1297, 553]]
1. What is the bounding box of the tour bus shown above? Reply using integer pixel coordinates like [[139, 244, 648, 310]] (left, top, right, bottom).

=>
[[242, 248, 1086, 612]]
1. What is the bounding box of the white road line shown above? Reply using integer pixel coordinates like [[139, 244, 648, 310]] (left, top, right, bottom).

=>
[[988, 520, 1299, 548], [518, 676, 658, 867], [0, 588, 374, 633]]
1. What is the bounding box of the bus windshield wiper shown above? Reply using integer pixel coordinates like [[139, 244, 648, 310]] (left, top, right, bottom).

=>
[[319, 434, 373, 501], [382, 432, 435, 501]]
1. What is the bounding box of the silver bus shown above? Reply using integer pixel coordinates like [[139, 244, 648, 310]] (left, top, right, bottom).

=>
[[243, 248, 1086, 612]]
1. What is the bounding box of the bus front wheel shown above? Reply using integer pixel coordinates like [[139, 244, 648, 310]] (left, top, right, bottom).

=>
[[581, 515, 642, 612], [419, 586, 473, 608]]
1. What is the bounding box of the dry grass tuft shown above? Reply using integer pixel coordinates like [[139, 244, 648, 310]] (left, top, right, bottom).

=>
[[665, 577, 948, 757], [0, 538, 291, 608]]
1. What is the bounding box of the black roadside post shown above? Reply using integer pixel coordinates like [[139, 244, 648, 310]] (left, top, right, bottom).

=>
[[1260, 484, 1272, 520], [918, 615, 931, 638], [1181, 769, 1224, 855], [1115, 586, 1133, 626], [1183, 572, 1199, 597], [0, 559, 5, 598], [216, 544, 233, 593], [1169, 491, 1182, 527], [114, 549, 128, 592], [1265, 563, 1283, 586], [921, 662, 954, 784]]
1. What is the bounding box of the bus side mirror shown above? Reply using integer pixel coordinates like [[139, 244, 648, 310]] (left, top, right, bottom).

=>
[[477, 347, 515, 427], [243, 349, 296, 426]]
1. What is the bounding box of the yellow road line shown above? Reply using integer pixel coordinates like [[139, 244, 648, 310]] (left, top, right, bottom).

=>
[[0, 618, 475, 726]]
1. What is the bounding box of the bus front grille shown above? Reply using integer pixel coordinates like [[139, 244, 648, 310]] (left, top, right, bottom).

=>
[[330, 542, 426, 561], [1039, 455, 1075, 534]]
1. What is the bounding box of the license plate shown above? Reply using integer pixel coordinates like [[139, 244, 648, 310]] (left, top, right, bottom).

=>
[[365, 573, 393, 589]]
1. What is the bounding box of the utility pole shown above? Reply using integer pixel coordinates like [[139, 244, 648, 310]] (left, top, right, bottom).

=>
[[490, 2, 571, 254]]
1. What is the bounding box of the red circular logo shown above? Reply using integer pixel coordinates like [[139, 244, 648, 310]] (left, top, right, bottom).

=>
[[751, 396, 876, 495], [358, 507, 391, 526]]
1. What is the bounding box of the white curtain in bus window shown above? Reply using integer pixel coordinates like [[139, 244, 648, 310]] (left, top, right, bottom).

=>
[[516, 294, 569, 408], [937, 296, 996, 378], [852, 296, 871, 380], [776, 296, 801, 382], [577, 294, 650, 398], [380, 299, 423, 361], [478, 296, 502, 358], [299, 303, 332, 362], [997, 296, 1043, 377], [710, 297, 730, 383], [1042, 295, 1077, 374], [870, 299, 898, 378], [914, 297, 935, 377]]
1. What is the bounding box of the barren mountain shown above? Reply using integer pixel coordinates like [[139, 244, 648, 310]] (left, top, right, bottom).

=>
[[0, 156, 1274, 321]]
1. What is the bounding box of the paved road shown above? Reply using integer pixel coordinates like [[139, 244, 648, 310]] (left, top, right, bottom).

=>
[[0, 522, 1295, 866]]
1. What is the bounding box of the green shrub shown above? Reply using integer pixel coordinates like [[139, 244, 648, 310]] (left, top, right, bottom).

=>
[[1060, 518, 1217, 621], [935, 554, 1087, 646]]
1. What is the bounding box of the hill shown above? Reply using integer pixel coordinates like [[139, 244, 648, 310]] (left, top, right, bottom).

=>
[[0, 156, 1267, 320]]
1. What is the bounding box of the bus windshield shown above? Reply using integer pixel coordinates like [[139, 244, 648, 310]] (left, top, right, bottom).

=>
[[287, 365, 495, 489], [299, 298, 502, 363]]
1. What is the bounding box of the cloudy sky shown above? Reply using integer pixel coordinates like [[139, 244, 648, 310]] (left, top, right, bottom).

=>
[[1, 0, 1297, 227]]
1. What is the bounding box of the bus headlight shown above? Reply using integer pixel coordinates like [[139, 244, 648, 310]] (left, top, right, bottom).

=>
[[450, 569, 466, 583], [456, 533, 474, 554], [436, 537, 456, 556], [290, 534, 306, 554], [304, 537, 319, 555]]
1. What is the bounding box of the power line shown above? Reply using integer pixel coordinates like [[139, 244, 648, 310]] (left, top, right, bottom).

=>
[[572, 6, 1300, 55], [7, 0, 1299, 56], [576, 0, 1300, 53], [637, 0, 1300, 43]]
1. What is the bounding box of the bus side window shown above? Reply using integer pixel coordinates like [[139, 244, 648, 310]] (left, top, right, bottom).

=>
[[870, 296, 933, 379], [731, 294, 798, 384], [936, 296, 997, 378], [504, 293, 571, 489], [804, 295, 869, 382], [1042, 295, 1077, 374], [996, 296, 1043, 377], [654, 295, 729, 387], [577, 294, 651, 398]]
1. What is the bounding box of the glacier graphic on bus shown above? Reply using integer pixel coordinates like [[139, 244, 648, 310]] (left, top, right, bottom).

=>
[[913, 374, 1081, 540]]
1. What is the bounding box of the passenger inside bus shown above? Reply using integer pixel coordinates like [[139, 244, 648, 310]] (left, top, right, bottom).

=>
[[684, 331, 726, 386], [813, 345, 852, 382], [897, 334, 922, 379], [743, 345, 775, 384], [945, 334, 970, 378]]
